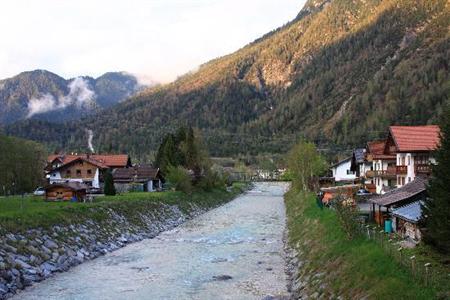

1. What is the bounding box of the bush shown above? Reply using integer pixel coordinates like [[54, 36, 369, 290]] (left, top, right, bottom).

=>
[[197, 168, 226, 191], [166, 165, 193, 194]]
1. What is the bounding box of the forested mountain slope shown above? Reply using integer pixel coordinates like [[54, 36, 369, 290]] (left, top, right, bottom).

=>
[[5, 0, 450, 158], [0, 70, 143, 124]]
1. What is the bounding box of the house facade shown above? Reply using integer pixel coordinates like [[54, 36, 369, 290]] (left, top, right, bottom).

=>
[[364, 140, 396, 194], [46, 154, 131, 190], [331, 157, 356, 182], [386, 126, 440, 187]]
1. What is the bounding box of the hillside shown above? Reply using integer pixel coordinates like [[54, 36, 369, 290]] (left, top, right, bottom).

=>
[[5, 0, 450, 158], [0, 70, 144, 124]]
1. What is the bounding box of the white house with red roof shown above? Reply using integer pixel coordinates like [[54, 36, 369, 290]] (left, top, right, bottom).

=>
[[386, 125, 440, 187]]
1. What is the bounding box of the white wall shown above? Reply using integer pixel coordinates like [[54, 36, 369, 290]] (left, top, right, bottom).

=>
[[332, 160, 355, 182]]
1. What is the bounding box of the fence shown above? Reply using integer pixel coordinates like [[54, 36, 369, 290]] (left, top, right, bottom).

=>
[[356, 222, 443, 288]]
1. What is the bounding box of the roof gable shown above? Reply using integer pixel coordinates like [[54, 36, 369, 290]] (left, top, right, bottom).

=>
[[389, 125, 440, 152]]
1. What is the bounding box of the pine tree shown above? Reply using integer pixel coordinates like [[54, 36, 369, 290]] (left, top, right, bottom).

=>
[[103, 169, 116, 196], [421, 108, 450, 254]]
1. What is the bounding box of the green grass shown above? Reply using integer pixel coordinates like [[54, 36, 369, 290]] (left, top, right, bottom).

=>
[[0, 182, 248, 232], [285, 189, 448, 299]]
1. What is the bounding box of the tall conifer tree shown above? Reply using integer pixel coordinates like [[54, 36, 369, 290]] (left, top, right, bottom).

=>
[[421, 108, 450, 253]]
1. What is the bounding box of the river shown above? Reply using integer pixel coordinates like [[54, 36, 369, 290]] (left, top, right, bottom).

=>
[[14, 182, 290, 300]]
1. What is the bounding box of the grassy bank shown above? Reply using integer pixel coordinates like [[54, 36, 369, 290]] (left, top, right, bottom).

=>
[[0, 182, 248, 232], [285, 189, 448, 299]]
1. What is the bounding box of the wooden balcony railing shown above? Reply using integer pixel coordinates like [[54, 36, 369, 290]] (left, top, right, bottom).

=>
[[375, 167, 397, 178], [396, 165, 407, 175], [365, 168, 397, 178], [415, 164, 431, 174]]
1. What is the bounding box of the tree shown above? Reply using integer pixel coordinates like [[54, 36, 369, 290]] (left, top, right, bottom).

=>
[[103, 169, 116, 196], [421, 108, 450, 253], [287, 140, 327, 191]]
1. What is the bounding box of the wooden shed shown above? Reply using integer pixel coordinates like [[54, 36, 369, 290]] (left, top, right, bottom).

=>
[[45, 182, 88, 202]]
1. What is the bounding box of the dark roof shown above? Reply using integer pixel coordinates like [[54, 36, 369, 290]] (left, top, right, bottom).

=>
[[113, 165, 161, 182], [390, 125, 440, 152], [392, 201, 422, 223], [45, 182, 89, 191], [330, 157, 352, 168], [369, 177, 427, 207], [353, 148, 366, 163]]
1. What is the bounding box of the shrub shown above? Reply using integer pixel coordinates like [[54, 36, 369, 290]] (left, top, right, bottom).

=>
[[166, 165, 193, 194]]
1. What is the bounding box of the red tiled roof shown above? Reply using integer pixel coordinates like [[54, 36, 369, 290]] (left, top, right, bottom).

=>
[[390, 125, 440, 152], [48, 154, 130, 168], [367, 140, 386, 155]]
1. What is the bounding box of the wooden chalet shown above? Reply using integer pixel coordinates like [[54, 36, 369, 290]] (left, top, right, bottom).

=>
[[46, 153, 131, 189], [112, 165, 164, 192], [45, 182, 88, 202]]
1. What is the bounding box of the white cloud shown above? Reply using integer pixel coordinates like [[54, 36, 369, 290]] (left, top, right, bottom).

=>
[[0, 0, 305, 83], [27, 77, 96, 117]]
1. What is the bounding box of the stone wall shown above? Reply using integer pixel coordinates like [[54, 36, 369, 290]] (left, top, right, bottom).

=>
[[0, 202, 209, 299]]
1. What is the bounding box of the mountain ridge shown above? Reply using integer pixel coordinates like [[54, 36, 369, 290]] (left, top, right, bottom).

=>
[[0, 70, 146, 125], [4, 0, 450, 159]]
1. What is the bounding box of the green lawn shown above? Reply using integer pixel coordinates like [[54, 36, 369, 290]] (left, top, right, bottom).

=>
[[0, 182, 248, 232], [285, 189, 449, 299]]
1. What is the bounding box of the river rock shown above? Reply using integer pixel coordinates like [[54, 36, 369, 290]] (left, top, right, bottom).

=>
[[44, 239, 58, 250]]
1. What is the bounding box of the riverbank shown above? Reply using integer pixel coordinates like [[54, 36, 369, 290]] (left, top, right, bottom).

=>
[[284, 189, 446, 299], [11, 182, 289, 300], [0, 183, 248, 299]]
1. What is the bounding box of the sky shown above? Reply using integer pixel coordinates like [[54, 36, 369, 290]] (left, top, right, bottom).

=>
[[0, 0, 306, 84]]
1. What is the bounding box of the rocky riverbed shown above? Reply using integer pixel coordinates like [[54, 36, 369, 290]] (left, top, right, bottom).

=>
[[0, 200, 217, 299], [11, 182, 290, 300]]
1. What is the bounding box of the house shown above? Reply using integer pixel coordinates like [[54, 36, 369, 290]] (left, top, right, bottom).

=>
[[386, 125, 440, 187], [392, 201, 423, 241], [368, 177, 427, 226], [46, 154, 131, 189], [330, 157, 356, 183], [112, 165, 164, 192], [45, 182, 88, 202], [365, 140, 397, 194]]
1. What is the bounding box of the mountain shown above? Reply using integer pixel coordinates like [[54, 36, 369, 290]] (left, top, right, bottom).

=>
[[0, 70, 144, 124], [5, 0, 450, 159]]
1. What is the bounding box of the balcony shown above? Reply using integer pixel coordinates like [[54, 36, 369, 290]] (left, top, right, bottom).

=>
[[415, 164, 432, 175], [396, 165, 407, 175], [375, 167, 397, 179]]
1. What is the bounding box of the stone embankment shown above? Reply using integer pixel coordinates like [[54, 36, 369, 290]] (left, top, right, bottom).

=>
[[0, 202, 211, 299]]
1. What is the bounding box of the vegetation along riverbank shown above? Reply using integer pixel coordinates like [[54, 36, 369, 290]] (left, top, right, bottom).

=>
[[283, 141, 449, 299], [0, 183, 248, 299]]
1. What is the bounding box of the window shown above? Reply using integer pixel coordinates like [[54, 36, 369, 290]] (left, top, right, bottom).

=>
[[87, 169, 92, 175], [401, 177, 406, 186], [346, 169, 353, 175], [76, 169, 82, 176], [66, 170, 71, 176], [407, 156, 411, 166], [408, 177, 412, 183]]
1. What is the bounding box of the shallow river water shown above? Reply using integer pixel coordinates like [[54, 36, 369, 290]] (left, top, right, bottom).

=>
[[14, 182, 290, 300]]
